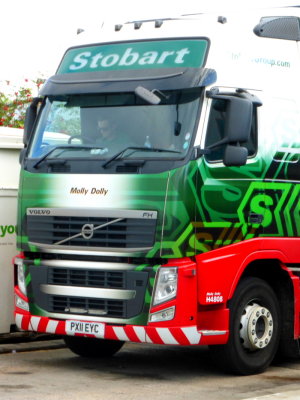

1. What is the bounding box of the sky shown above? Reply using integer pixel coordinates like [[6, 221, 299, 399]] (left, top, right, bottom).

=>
[[0, 0, 299, 90]]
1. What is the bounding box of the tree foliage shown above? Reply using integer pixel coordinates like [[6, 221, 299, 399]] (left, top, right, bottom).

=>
[[0, 79, 44, 128]]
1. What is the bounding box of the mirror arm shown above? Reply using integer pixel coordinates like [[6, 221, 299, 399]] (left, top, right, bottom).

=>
[[205, 137, 228, 150], [192, 146, 211, 159], [207, 87, 262, 107], [236, 88, 263, 107]]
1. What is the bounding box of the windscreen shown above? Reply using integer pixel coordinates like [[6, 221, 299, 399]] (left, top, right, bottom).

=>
[[28, 89, 202, 161]]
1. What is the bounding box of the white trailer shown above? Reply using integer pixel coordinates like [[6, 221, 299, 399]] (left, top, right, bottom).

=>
[[0, 127, 23, 334]]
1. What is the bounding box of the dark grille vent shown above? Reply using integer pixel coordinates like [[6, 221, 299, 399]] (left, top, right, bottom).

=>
[[51, 296, 125, 317], [27, 215, 156, 249], [49, 268, 124, 288]]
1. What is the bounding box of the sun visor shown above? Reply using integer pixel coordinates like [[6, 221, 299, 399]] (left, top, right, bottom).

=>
[[39, 67, 217, 96]]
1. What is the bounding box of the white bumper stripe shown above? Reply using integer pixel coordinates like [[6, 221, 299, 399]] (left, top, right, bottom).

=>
[[113, 327, 130, 341], [146, 334, 153, 343], [133, 326, 146, 342], [156, 328, 179, 345], [30, 316, 41, 331], [46, 320, 59, 334], [182, 326, 201, 344], [15, 313, 23, 329]]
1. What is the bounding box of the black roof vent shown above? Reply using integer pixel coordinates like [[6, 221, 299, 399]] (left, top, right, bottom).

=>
[[134, 21, 142, 30], [218, 16, 227, 24], [254, 16, 300, 41]]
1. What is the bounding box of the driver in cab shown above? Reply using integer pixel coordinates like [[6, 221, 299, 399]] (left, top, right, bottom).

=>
[[96, 119, 127, 154]]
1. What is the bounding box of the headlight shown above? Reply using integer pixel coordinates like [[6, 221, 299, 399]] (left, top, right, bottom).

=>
[[16, 260, 27, 296], [153, 267, 178, 306]]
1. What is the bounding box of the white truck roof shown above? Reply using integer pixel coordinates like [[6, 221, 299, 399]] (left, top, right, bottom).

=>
[[58, 7, 300, 93]]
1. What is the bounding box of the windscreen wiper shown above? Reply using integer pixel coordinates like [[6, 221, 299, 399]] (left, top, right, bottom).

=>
[[102, 146, 181, 169], [33, 145, 104, 168]]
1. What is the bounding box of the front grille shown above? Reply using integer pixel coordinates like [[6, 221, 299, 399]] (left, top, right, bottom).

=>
[[49, 268, 124, 288], [51, 296, 124, 317], [29, 264, 149, 319], [27, 214, 156, 250]]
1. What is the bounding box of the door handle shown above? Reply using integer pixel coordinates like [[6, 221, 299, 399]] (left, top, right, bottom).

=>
[[248, 212, 263, 224]]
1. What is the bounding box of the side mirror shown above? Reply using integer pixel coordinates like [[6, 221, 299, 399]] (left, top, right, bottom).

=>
[[205, 89, 262, 166], [207, 90, 255, 145], [223, 145, 248, 166], [224, 96, 253, 143], [23, 97, 42, 146]]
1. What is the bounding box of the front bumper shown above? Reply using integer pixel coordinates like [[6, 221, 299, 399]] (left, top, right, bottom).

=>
[[15, 311, 228, 346]]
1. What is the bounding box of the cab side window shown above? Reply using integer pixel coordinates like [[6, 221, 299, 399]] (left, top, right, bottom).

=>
[[204, 98, 258, 163]]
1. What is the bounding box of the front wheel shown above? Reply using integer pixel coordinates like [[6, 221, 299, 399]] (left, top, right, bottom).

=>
[[64, 336, 124, 358], [209, 277, 280, 375]]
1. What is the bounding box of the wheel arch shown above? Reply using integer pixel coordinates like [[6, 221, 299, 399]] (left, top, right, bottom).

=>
[[229, 258, 299, 358]]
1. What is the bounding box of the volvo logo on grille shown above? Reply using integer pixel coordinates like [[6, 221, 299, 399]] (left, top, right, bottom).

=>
[[81, 224, 94, 240], [54, 217, 124, 246]]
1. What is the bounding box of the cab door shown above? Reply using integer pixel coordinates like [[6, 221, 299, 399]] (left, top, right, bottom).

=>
[[195, 88, 265, 252]]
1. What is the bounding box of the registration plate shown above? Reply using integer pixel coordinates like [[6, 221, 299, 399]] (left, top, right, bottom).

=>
[[66, 320, 105, 338]]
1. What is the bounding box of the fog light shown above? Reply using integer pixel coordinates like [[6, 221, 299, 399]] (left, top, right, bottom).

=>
[[149, 306, 175, 322], [153, 267, 178, 305], [15, 294, 29, 311]]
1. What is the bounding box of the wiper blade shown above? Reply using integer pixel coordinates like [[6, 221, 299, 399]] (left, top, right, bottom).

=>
[[33, 145, 104, 168], [102, 146, 181, 169]]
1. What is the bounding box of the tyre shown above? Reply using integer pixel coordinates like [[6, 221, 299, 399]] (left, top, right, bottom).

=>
[[64, 336, 124, 358], [209, 277, 280, 375]]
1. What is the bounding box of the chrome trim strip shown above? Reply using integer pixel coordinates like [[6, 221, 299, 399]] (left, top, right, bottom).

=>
[[30, 242, 152, 254], [42, 311, 132, 324], [29, 242, 152, 255], [39, 259, 137, 270], [27, 207, 157, 219], [201, 330, 227, 336], [290, 268, 300, 272], [40, 285, 136, 300]]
